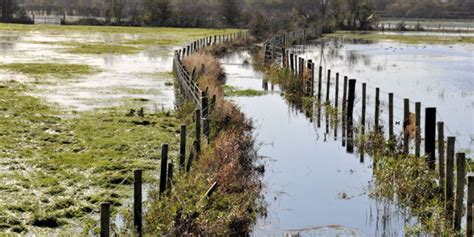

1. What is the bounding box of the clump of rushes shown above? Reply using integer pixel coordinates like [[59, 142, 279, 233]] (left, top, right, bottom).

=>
[[144, 46, 263, 235]]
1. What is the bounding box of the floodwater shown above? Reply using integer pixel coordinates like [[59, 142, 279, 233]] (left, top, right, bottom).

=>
[[221, 33, 473, 236], [0, 31, 176, 112]]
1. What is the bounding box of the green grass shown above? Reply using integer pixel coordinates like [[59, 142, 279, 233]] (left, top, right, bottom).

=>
[[328, 31, 474, 44], [0, 80, 182, 233], [63, 42, 141, 55], [0, 63, 99, 78], [224, 85, 266, 97]]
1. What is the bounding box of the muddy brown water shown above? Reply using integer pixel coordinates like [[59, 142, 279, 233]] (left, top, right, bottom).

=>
[[221, 34, 473, 236]]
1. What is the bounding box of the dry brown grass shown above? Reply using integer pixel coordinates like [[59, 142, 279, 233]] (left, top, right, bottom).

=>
[[182, 52, 225, 82]]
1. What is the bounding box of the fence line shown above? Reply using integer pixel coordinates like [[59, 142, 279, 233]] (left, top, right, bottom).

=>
[[263, 27, 471, 235]]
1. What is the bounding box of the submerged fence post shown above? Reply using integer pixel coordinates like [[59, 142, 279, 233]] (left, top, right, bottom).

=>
[[375, 88, 380, 133], [425, 108, 436, 169], [179, 125, 186, 171], [134, 170, 142, 237], [416, 102, 422, 158], [445, 136, 455, 226], [347, 79, 356, 153], [438, 122, 445, 199], [100, 202, 110, 237], [403, 98, 410, 155], [467, 175, 474, 236], [389, 93, 394, 140], [159, 144, 169, 194], [326, 69, 331, 104], [454, 153, 466, 231]]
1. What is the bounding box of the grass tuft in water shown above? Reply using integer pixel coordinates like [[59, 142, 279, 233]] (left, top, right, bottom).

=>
[[0, 63, 99, 78], [224, 85, 266, 97]]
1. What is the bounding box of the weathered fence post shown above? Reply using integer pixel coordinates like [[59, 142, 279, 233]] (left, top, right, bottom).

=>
[[168, 162, 174, 189], [467, 175, 474, 236], [100, 202, 110, 237], [389, 93, 394, 140], [403, 98, 410, 155], [342, 76, 348, 147], [415, 102, 422, 158], [202, 92, 210, 142], [347, 79, 356, 153], [361, 83, 366, 135], [311, 62, 315, 96], [318, 66, 323, 103], [179, 125, 186, 171], [134, 169, 142, 237], [375, 88, 380, 133], [454, 153, 466, 231], [335, 73, 339, 110], [195, 109, 201, 154], [438, 122, 445, 199], [445, 136, 455, 226], [290, 53, 294, 72], [326, 69, 331, 103], [425, 108, 436, 169], [159, 144, 169, 194]]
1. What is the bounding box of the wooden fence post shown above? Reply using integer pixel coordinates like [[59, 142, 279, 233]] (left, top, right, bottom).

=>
[[179, 125, 186, 171], [361, 83, 366, 156], [403, 98, 410, 155], [159, 144, 169, 194], [318, 66, 323, 103], [134, 170, 142, 237], [389, 93, 394, 140], [100, 202, 110, 237], [467, 175, 474, 236], [425, 108, 436, 169], [438, 122, 445, 200], [416, 102, 421, 158], [311, 62, 315, 96], [168, 162, 174, 189], [445, 136, 455, 226], [342, 76, 348, 147], [195, 109, 201, 154], [335, 73, 339, 110], [454, 153, 466, 231], [290, 53, 294, 72], [347, 79, 356, 153], [375, 88, 380, 133], [326, 69, 331, 104]]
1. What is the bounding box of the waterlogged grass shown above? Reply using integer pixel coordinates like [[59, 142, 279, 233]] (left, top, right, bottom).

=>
[[62, 42, 141, 55], [0, 81, 181, 233], [224, 85, 266, 97], [329, 31, 474, 44], [0, 63, 99, 78]]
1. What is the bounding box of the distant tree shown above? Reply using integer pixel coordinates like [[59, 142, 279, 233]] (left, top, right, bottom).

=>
[[220, 0, 241, 26], [112, 0, 125, 22], [103, 0, 113, 23], [126, 0, 142, 23], [1, 0, 18, 22], [143, 0, 172, 26]]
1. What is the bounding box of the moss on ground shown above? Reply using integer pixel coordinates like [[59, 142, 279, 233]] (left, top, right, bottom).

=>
[[0, 63, 99, 78], [0, 80, 181, 234], [327, 31, 474, 44]]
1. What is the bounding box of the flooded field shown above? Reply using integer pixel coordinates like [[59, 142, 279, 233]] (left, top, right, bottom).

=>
[[221, 31, 473, 236]]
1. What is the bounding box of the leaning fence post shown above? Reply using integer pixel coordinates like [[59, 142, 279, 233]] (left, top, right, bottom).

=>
[[347, 79, 356, 153], [134, 170, 142, 237], [445, 136, 455, 226], [454, 153, 466, 231], [425, 108, 436, 169], [467, 175, 474, 236], [159, 144, 169, 194], [179, 125, 186, 171], [100, 202, 110, 237]]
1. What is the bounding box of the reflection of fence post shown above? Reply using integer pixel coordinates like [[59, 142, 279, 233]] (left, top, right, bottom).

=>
[[467, 175, 474, 236], [425, 108, 436, 169], [454, 153, 466, 231], [415, 102, 421, 158], [445, 136, 455, 226], [159, 144, 169, 194], [438, 122, 445, 200], [134, 170, 142, 237], [179, 125, 187, 171], [347, 79, 356, 153], [100, 202, 110, 237]]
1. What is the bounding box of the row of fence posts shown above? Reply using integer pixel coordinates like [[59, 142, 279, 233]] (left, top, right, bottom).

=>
[[97, 32, 243, 236], [265, 32, 472, 235]]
